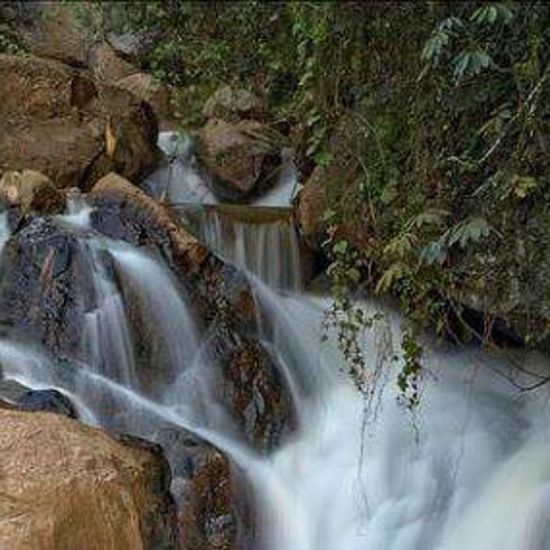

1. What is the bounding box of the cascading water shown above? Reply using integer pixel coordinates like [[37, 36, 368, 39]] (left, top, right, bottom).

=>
[[1, 191, 550, 549], [143, 131, 303, 291], [180, 205, 303, 291]]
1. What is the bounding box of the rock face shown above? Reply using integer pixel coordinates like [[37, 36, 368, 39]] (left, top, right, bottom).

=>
[[203, 85, 267, 123], [0, 408, 176, 549], [196, 119, 283, 201], [170, 437, 249, 550], [0, 170, 65, 215], [0, 54, 160, 191], [0, 217, 95, 359]]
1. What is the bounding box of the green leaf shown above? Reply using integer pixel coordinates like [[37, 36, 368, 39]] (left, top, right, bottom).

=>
[[375, 262, 408, 294], [333, 240, 349, 256], [513, 176, 537, 199], [447, 217, 491, 248], [420, 240, 448, 265]]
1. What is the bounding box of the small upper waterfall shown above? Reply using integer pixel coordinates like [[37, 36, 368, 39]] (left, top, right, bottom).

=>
[[144, 131, 303, 291], [179, 205, 303, 291]]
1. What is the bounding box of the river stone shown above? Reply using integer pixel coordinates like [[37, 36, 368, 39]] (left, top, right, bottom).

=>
[[196, 119, 283, 202], [0, 408, 176, 549], [0, 170, 65, 215]]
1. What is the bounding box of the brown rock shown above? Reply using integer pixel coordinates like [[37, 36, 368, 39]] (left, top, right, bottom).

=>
[[115, 72, 172, 123], [0, 408, 176, 549], [13, 4, 93, 67], [174, 442, 248, 550], [0, 170, 64, 215], [0, 54, 160, 191], [203, 85, 267, 123], [90, 173, 209, 274], [196, 119, 282, 201], [296, 115, 363, 248], [90, 41, 138, 83]]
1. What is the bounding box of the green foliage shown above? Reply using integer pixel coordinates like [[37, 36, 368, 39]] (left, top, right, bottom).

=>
[[397, 329, 423, 411]]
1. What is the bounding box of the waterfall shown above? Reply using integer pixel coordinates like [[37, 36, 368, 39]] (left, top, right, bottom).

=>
[[178, 205, 303, 291], [1, 191, 550, 549]]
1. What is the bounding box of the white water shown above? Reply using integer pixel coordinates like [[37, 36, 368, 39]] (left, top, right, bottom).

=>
[[1, 196, 550, 550]]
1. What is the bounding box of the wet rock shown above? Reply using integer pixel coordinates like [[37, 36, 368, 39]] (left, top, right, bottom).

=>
[[0, 53, 160, 191], [208, 330, 292, 452], [0, 217, 95, 359], [89, 173, 254, 329], [171, 438, 250, 550], [16, 388, 78, 419], [0, 170, 65, 215], [0, 408, 177, 549], [196, 119, 283, 202], [89, 174, 294, 450], [203, 85, 267, 123]]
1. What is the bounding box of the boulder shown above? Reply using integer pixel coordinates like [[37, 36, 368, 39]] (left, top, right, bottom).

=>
[[89, 40, 138, 83], [107, 29, 154, 63], [0, 217, 96, 359], [115, 72, 172, 123], [173, 441, 249, 550], [9, 4, 93, 67], [0, 170, 65, 215], [0, 53, 160, 191], [196, 119, 283, 201], [208, 332, 292, 451], [296, 116, 363, 248], [0, 408, 176, 549], [203, 85, 267, 123]]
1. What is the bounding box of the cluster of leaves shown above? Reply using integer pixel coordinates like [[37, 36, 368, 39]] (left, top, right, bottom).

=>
[[320, 210, 382, 393], [422, 3, 515, 82], [311, 2, 549, 405]]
